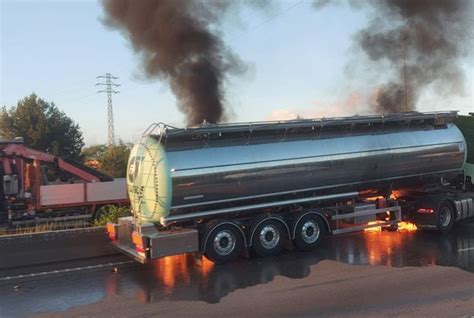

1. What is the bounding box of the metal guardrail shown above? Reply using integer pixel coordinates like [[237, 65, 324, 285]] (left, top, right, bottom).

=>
[[0, 227, 117, 269]]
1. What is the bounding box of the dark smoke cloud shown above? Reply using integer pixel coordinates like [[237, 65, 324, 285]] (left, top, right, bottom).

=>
[[100, 0, 246, 126], [312, 0, 332, 9], [316, 0, 473, 113], [361, 0, 472, 113]]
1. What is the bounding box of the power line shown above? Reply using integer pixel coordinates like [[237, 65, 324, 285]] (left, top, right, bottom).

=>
[[96, 73, 120, 146], [229, 1, 304, 41]]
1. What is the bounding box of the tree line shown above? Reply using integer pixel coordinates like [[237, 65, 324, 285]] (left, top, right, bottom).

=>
[[0, 93, 130, 178]]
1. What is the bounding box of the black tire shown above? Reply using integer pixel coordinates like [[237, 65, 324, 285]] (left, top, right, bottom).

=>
[[204, 224, 244, 264], [251, 219, 286, 257], [293, 214, 326, 251], [438, 201, 456, 234]]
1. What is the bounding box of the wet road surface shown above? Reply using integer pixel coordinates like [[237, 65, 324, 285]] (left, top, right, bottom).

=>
[[1, 221, 474, 317]]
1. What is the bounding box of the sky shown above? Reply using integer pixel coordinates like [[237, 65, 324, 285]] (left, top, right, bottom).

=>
[[1, 0, 473, 145]]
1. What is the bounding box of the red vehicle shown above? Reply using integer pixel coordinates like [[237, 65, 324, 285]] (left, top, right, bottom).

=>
[[0, 139, 128, 226]]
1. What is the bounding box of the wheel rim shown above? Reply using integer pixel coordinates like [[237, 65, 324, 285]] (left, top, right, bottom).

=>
[[439, 207, 452, 227], [259, 225, 280, 249], [301, 220, 320, 244], [213, 230, 236, 256]]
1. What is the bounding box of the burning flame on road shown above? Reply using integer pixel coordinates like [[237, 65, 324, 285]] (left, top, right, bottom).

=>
[[397, 221, 418, 231], [363, 190, 417, 232], [364, 220, 386, 232], [364, 220, 417, 232]]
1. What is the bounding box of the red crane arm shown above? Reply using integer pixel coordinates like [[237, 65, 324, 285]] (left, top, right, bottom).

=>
[[1, 144, 100, 182]]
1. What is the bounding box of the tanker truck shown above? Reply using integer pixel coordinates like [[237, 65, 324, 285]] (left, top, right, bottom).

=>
[[107, 111, 474, 263]]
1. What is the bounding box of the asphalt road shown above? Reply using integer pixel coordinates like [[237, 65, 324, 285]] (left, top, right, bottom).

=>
[[1, 221, 474, 318]]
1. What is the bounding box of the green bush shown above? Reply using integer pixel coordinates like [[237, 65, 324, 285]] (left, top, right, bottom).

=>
[[93, 205, 131, 226]]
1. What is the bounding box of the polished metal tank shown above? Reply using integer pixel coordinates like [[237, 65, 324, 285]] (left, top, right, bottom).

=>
[[127, 112, 467, 224]]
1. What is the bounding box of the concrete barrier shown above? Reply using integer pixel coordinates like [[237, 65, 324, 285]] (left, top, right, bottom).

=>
[[0, 227, 117, 269]]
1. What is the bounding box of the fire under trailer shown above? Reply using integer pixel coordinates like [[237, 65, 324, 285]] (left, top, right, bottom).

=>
[[107, 111, 474, 263]]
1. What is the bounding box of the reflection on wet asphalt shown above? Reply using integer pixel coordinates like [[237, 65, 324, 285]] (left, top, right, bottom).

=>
[[1, 222, 473, 317]]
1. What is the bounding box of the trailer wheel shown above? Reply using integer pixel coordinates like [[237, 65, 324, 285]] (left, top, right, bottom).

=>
[[204, 224, 244, 264], [438, 201, 455, 234], [293, 214, 326, 251], [251, 219, 285, 257]]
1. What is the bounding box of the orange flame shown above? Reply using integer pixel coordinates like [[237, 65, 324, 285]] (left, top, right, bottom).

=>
[[397, 221, 417, 231], [390, 190, 409, 200], [364, 221, 385, 232], [364, 220, 417, 232]]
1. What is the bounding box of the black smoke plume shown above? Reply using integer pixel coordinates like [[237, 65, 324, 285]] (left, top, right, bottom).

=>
[[100, 0, 245, 125], [316, 0, 473, 113], [361, 0, 472, 113]]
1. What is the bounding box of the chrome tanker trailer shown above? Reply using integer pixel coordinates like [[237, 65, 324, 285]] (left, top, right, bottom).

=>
[[107, 111, 474, 263]]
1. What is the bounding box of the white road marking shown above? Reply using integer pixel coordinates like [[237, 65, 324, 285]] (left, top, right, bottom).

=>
[[0, 260, 134, 282], [457, 247, 474, 253]]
